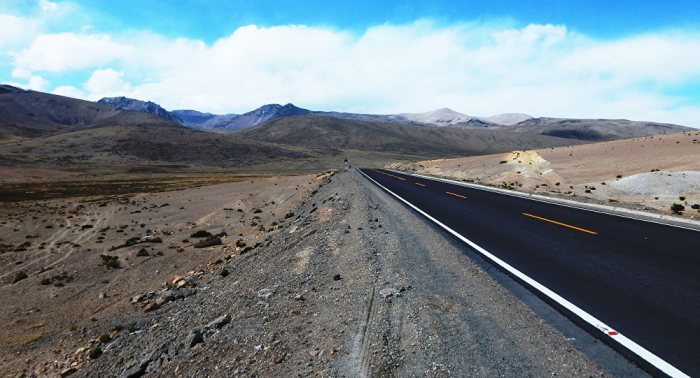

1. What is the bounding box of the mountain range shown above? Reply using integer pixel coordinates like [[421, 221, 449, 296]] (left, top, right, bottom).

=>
[[96, 95, 691, 143], [0, 84, 695, 173], [98, 96, 531, 130]]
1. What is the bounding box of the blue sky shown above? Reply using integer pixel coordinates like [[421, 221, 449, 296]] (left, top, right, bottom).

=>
[[2, 0, 700, 127]]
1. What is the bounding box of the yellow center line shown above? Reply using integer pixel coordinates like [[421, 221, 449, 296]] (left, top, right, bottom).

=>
[[416, 183, 426, 187], [371, 169, 406, 181], [523, 213, 598, 235], [446, 192, 467, 199]]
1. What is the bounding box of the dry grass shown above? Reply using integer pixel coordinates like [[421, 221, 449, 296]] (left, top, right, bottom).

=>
[[0, 173, 271, 202]]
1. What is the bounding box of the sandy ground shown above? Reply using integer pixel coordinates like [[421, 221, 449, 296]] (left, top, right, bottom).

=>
[[389, 131, 700, 217], [0, 167, 79, 183], [0, 172, 322, 376], [0, 170, 647, 377]]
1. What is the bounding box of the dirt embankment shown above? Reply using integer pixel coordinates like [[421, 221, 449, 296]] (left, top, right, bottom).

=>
[[390, 131, 700, 218], [1, 170, 645, 377]]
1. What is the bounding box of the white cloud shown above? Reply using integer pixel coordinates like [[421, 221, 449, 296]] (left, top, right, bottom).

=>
[[3, 14, 700, 127], [83, 68, 132, 98], [13, 33, 132, 73], [0, 14, 39, 50], [52, 85, 85, 99], [39, 0, 58, 13]]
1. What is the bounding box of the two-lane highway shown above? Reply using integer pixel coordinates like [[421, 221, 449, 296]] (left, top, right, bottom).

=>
[[360, 168, 700, 377]]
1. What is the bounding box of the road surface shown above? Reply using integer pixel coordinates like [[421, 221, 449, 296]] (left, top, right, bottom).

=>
[[360, 168, 700, 377]]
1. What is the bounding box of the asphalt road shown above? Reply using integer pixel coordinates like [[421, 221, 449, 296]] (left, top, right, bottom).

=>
[[359, 168, 700, 378]]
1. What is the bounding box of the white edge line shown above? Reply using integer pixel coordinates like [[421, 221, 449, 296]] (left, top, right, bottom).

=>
[[395, 170, 700, 233], [359, 169, 689, 378]]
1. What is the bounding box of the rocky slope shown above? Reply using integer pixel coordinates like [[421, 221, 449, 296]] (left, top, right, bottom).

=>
[[236, 114, 586, 158], [170, 110, 238, 130], [505, 117, 693, 141], [0, 86, 124, 138], [211, 104, 311, 130], [97, 97, 184, 124]]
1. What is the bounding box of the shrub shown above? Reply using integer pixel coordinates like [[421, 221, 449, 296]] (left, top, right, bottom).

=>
[[253, 209, 263, 214], [679, 196, 686, 201], [111, 325, 123, 332], [670, 203, 685, 214], [235, 239, 246, 248], [193, 237, 222, 248], [99, 254, 120, 269], [88, 347, 102, 359], [499, 160, 507, 164], [40, 278, 52, 285], [616, 175, 622, 179], [98, 333, 111, 343], [220, 268, 229, 277], [691, 204, 700, 210], [81, 225, 93, 230], [190, 230, 212, 238]]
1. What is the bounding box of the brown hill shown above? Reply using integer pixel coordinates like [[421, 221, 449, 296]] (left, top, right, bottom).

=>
[[0, 85, 123, 137], [501, 117, 692, 141], [235, 114, 586, 158], [390, 131, 700, 216], [0, 124, 314, 171]]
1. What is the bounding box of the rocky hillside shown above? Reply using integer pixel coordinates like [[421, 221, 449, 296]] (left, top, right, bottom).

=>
[[211, 103, 311, 130], [504, 117, 693, 141], [236, 114, 585, 158], [170, 110, 239, 130], [97, 96, 184, 124], [0, 123, 315, 171], [0, 85, 124, 138]]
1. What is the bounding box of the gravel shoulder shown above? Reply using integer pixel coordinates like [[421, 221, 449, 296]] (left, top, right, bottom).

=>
[[2, 170, 647, 377]]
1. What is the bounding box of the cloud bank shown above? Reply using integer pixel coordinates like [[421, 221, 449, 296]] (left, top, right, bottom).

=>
[[2, 2, 700, 127]]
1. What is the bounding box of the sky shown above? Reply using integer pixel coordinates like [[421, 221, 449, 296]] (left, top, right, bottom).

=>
[[2, 0, 700, 127]]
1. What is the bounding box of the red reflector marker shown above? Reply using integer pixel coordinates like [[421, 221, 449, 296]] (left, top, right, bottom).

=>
[[608, 331, 618, 335]]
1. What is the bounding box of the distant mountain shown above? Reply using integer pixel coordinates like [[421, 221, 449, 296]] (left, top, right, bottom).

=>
[[235, 114, 586, 158], [171, 110, 239, 130], [481, 113, 533, 125], [176, 105, 531, 131], [0, 88, 313, 170], [398, 108, 474, 126], [0, 86, 174, 138], [210, 103, 311, 130], [505, 117, 693, 141], [97, 96, 184, 124]]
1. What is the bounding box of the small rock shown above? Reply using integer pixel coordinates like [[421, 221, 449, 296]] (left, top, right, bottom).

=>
[[60, 368, 78, 377], [171, 288, 196, 299], [188, 330, 204, 348], [12, 271, 28, 284], [155, 292, 175, 306], [98, 292, 107, 299], [379, 287, 399, 298], [120, 365, 146, 378], [136, 248, 149, 257], [333, 274, 341, 281], [206, 314, 231, 329], [294, 294, 306, 301], [131, 294, 144, 304], [257, 288, 273, 299], [143, 302, 161, 313]]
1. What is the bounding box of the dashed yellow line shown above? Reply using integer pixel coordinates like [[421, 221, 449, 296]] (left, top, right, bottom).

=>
[[371, 169, 406, 181], [446, 192, 467, 199], [416, 183, 426, 187], [523, 213, 598, 235]]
